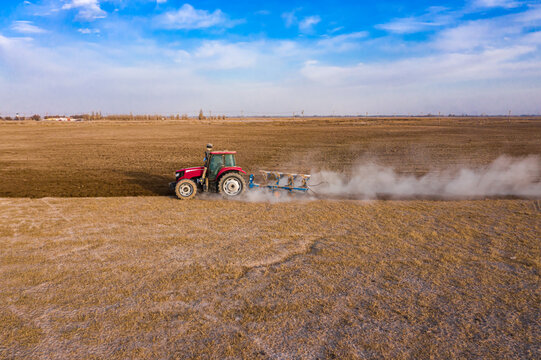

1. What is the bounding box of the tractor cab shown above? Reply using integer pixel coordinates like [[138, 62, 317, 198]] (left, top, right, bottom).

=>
[[202, 143, 238, 182], [206, 151, 237, 180]]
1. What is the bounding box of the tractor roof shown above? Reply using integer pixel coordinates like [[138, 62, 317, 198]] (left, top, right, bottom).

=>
[[210, 151, 236, 155]]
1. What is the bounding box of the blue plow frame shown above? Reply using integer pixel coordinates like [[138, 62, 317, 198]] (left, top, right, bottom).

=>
[[248, 171, 310, 193]]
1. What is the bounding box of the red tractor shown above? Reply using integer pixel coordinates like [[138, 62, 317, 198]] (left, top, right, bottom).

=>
[[169, 144, 247, 199]]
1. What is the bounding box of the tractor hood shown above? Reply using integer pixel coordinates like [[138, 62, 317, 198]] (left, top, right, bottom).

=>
[[176, 166, 204, 173], [175, 166, 205, 180]]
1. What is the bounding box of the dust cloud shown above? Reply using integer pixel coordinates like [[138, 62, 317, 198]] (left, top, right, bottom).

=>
[[241, 155, 541, 201], [310, 155, 541, 199]]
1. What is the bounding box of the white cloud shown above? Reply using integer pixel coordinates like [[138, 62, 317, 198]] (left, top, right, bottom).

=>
[[317, 32, 368, 52], [435, 5, 541, 51], [331, 6, 541, 90], [436, 21, 500, 51], [378, 18, 441, 34], [78, 28, 100, 34], [0, 34, 16, 48], [157, 4, 236, 30], [513, 4, 541, 22], [296, 46, 541, 115], [377, 7, 456, 34], [299, 15, 321, 33], [472, 0, 522, 9], [301, 46, 538, 86], [11, 21, 46, 34], [282, 11, 321, 33], [62, 0, 106, 20], [173, 39, 306, 72], [272, 40, 305, 57], [156, 0, 167, 3], [282, 11, 297, 28], [1, 5, 541, 116], [189, 41, 258, 69]]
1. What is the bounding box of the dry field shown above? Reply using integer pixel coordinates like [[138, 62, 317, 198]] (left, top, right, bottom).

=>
[[1, 117, 540, 359], [0, 197, 539, 359]]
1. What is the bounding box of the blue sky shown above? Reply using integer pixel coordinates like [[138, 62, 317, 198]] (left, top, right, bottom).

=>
[[0, 0, 540, 116]]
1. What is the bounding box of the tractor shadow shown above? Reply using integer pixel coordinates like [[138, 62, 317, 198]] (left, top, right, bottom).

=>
[[121, 171, 175, 196]]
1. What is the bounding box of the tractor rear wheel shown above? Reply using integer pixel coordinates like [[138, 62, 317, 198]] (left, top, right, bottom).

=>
[[218, 173, 246, 198], [175, 179, 197, 200]]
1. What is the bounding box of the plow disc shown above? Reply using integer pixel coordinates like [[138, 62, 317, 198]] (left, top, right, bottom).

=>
[[249, 171, 311, 193]]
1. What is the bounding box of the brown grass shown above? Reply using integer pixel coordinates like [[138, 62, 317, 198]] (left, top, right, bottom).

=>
[[0, 197, 539, 359]]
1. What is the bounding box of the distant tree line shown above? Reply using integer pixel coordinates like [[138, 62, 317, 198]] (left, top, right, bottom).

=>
[[0, 114, 41, 121], [1, 111, 232, 121]]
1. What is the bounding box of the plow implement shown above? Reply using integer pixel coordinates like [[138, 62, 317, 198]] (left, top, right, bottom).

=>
[[249, 171, 311, 193]]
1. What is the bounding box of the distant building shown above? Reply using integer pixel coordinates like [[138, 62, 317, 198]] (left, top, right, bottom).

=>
[[45, 117, 83, 122]]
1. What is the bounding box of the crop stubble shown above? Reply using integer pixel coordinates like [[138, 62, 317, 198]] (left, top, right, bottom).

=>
[[0, 197, 539, 358]]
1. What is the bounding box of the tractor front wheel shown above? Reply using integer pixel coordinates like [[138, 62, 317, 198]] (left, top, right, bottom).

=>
[[175, 179, 197, 200], [218, 173, 246, 198]]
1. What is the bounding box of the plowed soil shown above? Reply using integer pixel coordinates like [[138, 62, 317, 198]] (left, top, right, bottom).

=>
[[1, 117, 540, 197]]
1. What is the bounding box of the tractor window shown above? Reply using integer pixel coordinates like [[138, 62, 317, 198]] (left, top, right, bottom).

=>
[[224, 154, 236, 167], [209, 155, 224, 179]]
